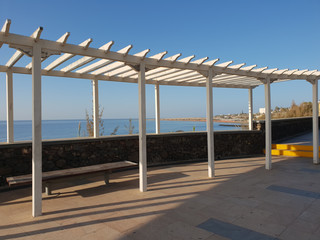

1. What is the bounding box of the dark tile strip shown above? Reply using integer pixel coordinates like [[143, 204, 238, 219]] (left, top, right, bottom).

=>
[[300, 168, 320, 173], [197, 218, 278, 240], [266, 185, 320, 199]]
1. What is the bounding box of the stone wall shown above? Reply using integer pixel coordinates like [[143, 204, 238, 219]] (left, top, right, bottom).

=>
[[0, 130, 264, 186], [254, 116, 317, 142]]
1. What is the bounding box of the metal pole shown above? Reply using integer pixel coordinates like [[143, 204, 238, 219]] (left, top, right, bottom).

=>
[[312, 80, 319, 164], [93, 79, 99, 138], [248, 88, 253, 131], [138, 62, 147, 192], [206, 69, 214, 177], [6, 70, 14, 143], [264, 78, 272, 170], [32, 43, 42, 217], [155, 83, 160, 134]]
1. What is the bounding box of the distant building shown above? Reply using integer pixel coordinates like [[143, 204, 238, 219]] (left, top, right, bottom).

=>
[[259, 108, 265, 114]]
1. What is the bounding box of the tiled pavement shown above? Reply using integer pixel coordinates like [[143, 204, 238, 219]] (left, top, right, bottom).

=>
[[1, 156, 320, 239]]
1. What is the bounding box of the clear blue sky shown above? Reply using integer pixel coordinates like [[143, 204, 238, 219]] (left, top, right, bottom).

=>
[[0, 0, 319, 120]]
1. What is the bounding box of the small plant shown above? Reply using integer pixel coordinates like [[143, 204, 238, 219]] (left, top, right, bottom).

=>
[[192, 126, 196, 132], [110, 126, 119, 135], [125, 119, 135, 134], [77, 122, 81, 137], [85, 106, 105, 137]]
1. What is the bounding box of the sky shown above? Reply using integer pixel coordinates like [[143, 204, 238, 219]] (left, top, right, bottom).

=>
[[0, 0, 319, 120]]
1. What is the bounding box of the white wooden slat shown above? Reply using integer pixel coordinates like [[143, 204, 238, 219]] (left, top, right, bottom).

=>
[[92, 49, 150, 75], [293, 69, 309, 76], [145, 55, 195, 78], [45, 38, 92, 71], [240, 65, 257, 71], [60, 41, 114, 72], [177, 76, 204, 83], [192, 57, 208, 66], [104, 66, 132, 77], [303, 70, 317, 76], [6, 51, 24, 67], [166, 53, 181, 62], [0, 19, 10, 48], [76, 44, 131, 74], [6, 27, 43, 67], [151, 57, 211, 81], [203, 58, 219, 67], [228, 63, 245, 70], [282, 69, 298, 76], [158, 71, 201, 82], [30, 27, 43, 42], [1, 19, 11, 36], [215, 61, 233, 68], [250, 67, 268, 73], [26, 32, 71, 69], [273, 69, 289, 75], [149, 51, 167, 61], [57, 32, 70, 46], [261, 68, 278, 74]]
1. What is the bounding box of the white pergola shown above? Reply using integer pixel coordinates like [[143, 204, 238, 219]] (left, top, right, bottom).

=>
[[0, 19, 319, 217]]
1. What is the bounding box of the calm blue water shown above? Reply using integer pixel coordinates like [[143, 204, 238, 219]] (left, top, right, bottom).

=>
[[0, 119, 242, 142]]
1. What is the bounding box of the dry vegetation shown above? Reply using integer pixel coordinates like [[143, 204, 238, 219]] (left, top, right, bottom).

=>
[[257, 101, 313, 120]]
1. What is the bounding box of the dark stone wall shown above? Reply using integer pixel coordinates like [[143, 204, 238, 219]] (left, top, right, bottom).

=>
[[0, 131, 264, 186], [254, 116, 317, 142]]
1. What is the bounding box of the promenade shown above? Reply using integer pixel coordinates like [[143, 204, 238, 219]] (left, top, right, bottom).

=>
[[1, 156, 320, 240], [279, 130, 320, 145]]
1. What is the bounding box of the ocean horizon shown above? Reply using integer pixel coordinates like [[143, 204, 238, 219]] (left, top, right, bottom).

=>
[[0, 118, 243, 142]]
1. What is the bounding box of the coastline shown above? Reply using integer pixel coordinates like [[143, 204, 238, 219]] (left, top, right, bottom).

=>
[[160, 117, 246, 124]]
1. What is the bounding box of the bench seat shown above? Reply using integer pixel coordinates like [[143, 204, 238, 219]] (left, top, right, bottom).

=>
[[6, 161, 137, 195]]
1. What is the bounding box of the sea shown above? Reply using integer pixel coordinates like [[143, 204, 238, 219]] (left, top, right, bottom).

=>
[[0, 119, 243, 142]]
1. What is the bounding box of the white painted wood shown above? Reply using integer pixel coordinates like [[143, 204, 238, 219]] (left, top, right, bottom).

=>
[[0, 19, 11, 47], [1, 19, 11, 36], [248, 88, 253, 131], [206, 68, 214, 178], [138, 62, 147, 192], [264, 77, 272, 170], [31, 27, 43, 42], [155, 83, 160, 134], [215, 61, 233, 68], [32, 43, 42, 217], [6, 51, 24, 67], [92, 49, 150, 75], [93, 79, 99, 138], [76, 45, 131, 74], [312, 80, 319, 164], [45, 38, 92, 71], [6, 70, 14, 143], [57, 32, 70, 46], [61, 41, 114, 72], [1, 30, 318, 81]]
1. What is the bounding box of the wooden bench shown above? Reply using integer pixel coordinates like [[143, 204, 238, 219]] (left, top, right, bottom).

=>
[[6, 161, 137, 195]]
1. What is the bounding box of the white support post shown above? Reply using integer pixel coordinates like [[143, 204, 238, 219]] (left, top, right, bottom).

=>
[[264, 78, 272, 170], [32, 43, 42, 217], [138, 62, 147, 192], [248, 88, 253, 131], [312, 80, 319, 164], [155, 83, 160, 134], [6, 70, 14, 143], [206, 69, 214, 178], [92, 79, 99, 138]]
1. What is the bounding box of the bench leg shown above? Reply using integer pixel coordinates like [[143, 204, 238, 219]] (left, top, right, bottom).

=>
[[45, 183, 52, 196], [104, 170, 112, 185]]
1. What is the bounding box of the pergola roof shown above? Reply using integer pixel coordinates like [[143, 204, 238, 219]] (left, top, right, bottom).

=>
[[1, 19, 319, 88]]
